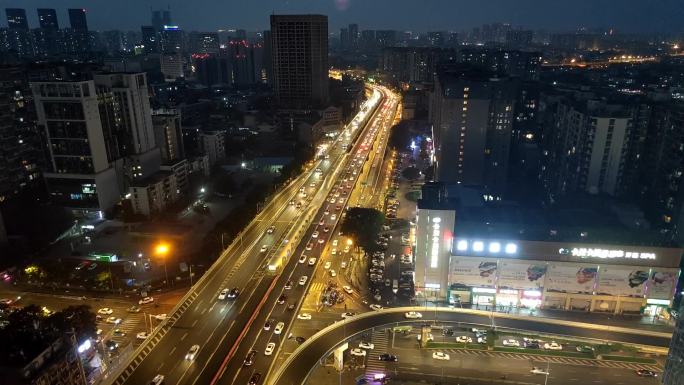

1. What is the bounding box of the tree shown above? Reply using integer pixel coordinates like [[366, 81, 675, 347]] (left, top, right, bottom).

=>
[[213, 171, 237, 196], [388, 121, 412, 152], [401, 166, 421, 180], [340, 208, 384, 251]]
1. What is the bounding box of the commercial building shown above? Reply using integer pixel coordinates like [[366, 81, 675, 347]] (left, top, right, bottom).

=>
[[160, 52, 184, 81], [414, 184, 682, 317], [270, 14, 329, 109], [429, 67, 517, 194]]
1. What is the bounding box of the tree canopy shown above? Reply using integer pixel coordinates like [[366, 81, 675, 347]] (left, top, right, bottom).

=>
[[340, 207, 385, 251]]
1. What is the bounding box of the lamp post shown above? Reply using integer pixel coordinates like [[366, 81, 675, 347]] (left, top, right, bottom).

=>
[[155, 243, 170, 287]]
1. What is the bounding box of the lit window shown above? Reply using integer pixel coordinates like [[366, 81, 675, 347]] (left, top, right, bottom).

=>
[[456, 240, 468, 251], [505, 243, 517, 254], [489, 242, 501, 253]]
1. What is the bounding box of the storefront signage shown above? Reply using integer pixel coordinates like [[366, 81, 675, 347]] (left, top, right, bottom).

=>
[[558, 248, 656, 260], [646, 298, 670, 305], [472, 287, 496, 294], [431, 217, 441, 268]]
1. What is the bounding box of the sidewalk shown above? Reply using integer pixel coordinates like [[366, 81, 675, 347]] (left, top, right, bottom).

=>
[[418, 301, 674, 334]]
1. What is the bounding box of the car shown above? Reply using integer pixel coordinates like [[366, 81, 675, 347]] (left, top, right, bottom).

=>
[[543, 341, 563, 350], [265, 342, 276, 356], [635, 369, 658, 377], [105, 340, 119, 351], [502, 339, 520, 347], [370, 304, 383, 311], [456, 336, 472, 343], [308, 257, 317, 266], [324, 261, 332, 269], [228, 288, 240, 299], [284, 280, 293, 290], [289, 200, 295, 205], [524, 340, 540, 349], [151, 374, 165, 385], [260, 245, 268, 253], [379, 354, 398, 362], [343, 286, 353, 294], [317, 238, 325, 244], [359, 342, 374, 350], [298, 276, 308, 286], [432, 351, 450, 360], [264, 320, 273, 330], [331, 248, 337, 255], [330, 214, 337, 221], [136, 331, 150, 340], [298, 255, 307, 264], [218, 289, 229, 300], [310, 182, 316, 188], [105, 316, 121, 324], [113, 328, 126, 336], [274, 322, 285, 334], [343, 246, 350, 253], [332, 239, 339, 246], [243, 350, 257, 366], [417, 333, 434, 342], [139, 296, 154, 305], [530, 367, 549, 375], [341, 312, 356, 319], [374, 293, 382, 301], [312, 231, 319, 238], [296, 202, 302, 209], [127, 305, 141, 313], [248, 372, 262, 385], [153, 314, 167, 321], [266, 225, 275, 234], [278, 295, 287, 304], [350, 348, 366, 357], [97, 308, 113, 315], [340, 261, 347, 269], [477, 336, 487, 344], [329, 269, 337, 277], [306, 243, 313, 250], [297, 313, 312, 320], [75, 261, 90, 270], [323, 227, 330, 233], [404, 311, 422, 319], [385, 279, 391, 287], [319, 219, 325, 226], [185, 344, 200, 361], [576, 345, 595, 353]]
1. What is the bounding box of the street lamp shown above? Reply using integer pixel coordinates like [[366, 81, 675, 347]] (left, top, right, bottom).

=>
[[155, 243, 170, 287]]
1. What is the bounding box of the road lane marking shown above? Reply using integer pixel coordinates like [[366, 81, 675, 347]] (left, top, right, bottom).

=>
[[192, 319, 198, 327], [181, 332, 188, 341], [170, 346, 176, 355]]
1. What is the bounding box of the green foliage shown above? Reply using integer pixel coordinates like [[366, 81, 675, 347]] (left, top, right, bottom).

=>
[[600, 355, 656, 364], [340, 207, 384, 251], [401, 166, 420, 180], [388, 121, 412, 151]]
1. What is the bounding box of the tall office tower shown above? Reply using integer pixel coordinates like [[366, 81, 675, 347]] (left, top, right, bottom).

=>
[[360, 30, 376, 50], [663, 301, 684, 385], [31, 72, 160, 212], [270, 14, 329, 109], [348, 23, 359, 49], [228, 38, 255, 85], [67, 8, 90, 54], [189, 32, 220, 54], [5, 8, 28, 30], [37, 9, 59, 30], [429, 67, 517, 194], [262, 30, 273, 85], [160, 25, 183, 53], [141, 26, 159, 54], [151, 8, 172, 31], [340, 28, 350, 50]]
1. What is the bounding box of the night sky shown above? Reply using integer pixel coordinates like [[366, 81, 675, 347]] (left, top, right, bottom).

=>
[[1, 0, 683, 33]]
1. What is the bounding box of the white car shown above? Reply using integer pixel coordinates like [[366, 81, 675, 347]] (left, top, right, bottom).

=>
[[404, 311, 422, 319], [544, 342, 563, 350], [298, 255, 307, 263], [297, 313, 312, 320], [105, 316, 121, 324], [370, 304, 383, 311], [324, 261, 331, 269], [306, 243, 313, 251], [359, 342, 374, 350], [350, 348, 366, 357], [317, 238, 324, 244], [329, 269, 337, 277], [456, 336, 472, 343], [97, 308, 113, 315], [218, 289, 229, 300], [151, 374, 165, 385], [341, 312, 356, 319], [274, 322, 285, 335], [343, 286, 353, 294], [502, 339, 520, 347], [136, 331, 149, 340], [299, 276, 308, 286], [432, 351, 450, 361], [185, 344, 200, 361], [153, 314, 167, 321], [260, 245, 268, 253], [266, 225, 275, 234], [340, 261, 347, 269], [139, 296, 154, 305], [312, 231, 319, 238], [330, 214, 337, 221], [331, 248, 337, 255], [332, 239, 338, 246], [530, 367, 549, 375], [265, 342, 276, 356], [308, 257, 317, 266]]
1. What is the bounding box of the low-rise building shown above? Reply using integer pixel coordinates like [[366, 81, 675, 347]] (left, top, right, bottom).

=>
[[199, 130, 225, 166], [128, 171, 178, 216]]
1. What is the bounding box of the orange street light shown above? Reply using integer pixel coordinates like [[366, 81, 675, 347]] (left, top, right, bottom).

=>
[[155, 243, 169, 256]]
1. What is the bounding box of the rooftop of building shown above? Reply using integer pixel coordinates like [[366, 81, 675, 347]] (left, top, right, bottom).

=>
[[129, 170, 174, 188]]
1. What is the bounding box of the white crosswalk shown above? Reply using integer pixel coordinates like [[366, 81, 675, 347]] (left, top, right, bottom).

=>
[[441, 348, 662, 372]]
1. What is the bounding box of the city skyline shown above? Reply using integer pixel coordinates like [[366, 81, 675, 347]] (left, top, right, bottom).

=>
[[1, 0, 684, 33]]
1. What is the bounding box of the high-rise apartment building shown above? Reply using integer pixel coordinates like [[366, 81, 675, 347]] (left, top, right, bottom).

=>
[[67, 8, 90, 54], [348, 23, 359, 49], [68, 9, 88, 31], [37, 9, 59, 30], [429, 67, 517, 193], [189, 32, 220, 54], [5, 8, 28, 30], [141, 26, 159, 54], [662, 301, 684, 385], [152, 109, 184, 163], [270, 14, 329, 109]]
